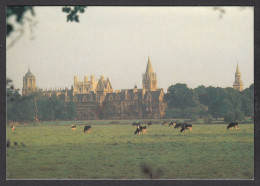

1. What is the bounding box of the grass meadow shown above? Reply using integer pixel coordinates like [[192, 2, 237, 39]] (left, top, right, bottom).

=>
[[6, 121, 254, 179]]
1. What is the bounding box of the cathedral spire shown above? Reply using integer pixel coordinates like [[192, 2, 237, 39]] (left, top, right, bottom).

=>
[[236, 63, 241, 76], [233, 62, 243, 91], [145, 56, 154, 74], [143, 56, 157, 91]]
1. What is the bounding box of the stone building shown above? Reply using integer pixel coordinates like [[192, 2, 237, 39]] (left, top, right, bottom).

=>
[[21, 57, 166, 120], [22, 69, 37, 96], [101, 57, 166, 120], [73, 75, 98, 94], [65, 57, 166, 120], [233, 63, 244, 91]]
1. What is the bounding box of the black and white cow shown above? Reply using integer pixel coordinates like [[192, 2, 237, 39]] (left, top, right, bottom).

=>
[[84, 126, 92, 133], [180, 123, 192, 132], [227, 122, 239, 130], [174, 123, 183, 129], [134, 126, 147, 135], [148, 122, 152, 126]]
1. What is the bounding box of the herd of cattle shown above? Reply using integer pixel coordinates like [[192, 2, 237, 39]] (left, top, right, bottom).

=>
[[10, 121, 239, 135]]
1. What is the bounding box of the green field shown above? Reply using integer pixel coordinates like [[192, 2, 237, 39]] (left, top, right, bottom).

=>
[[6, 121, 254, 179]]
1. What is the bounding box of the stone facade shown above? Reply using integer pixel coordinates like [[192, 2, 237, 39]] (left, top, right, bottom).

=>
[[22, 69, 37, 96], [73, 75, 98, 94], [21, 57, 166, 120], [233, 64, 243, 91], [102, 88, 165, 119]]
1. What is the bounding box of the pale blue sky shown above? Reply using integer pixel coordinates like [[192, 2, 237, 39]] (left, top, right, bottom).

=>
[[6, 6, 254, 92]]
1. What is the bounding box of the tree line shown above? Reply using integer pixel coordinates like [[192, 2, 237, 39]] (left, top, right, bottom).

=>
[[165, 83, 254, 123], [7, 87, 77, 122], [7, 82, 253, 123]]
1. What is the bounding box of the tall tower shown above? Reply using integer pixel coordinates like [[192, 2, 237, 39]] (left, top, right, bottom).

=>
[[142, 56, 157, 91], [233, 63, 244, 91], [22, 68, 37, 96]]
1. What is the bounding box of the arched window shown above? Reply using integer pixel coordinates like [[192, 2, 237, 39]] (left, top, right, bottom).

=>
[[116, 94, 120, 101], [73, 96, 77, 102], [83, 96, 87, 102]]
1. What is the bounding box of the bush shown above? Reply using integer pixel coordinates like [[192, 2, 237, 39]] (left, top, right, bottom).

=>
[[203, 114, 213, 124]]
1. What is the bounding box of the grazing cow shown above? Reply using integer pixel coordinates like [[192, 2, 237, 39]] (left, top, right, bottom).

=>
[[180, 123, 192, 132], [174, 123, 183, 129], [71, 124, 76, 130], [162, 121, 168, 126], [132, 122, 141, 127], [84, 126, 92, 133], [11, 126, 15, 131], [169, 122, 176, 127], [148, 122, 152, 126], [135, 126, 147, 135], [227, 122, 239, 130]]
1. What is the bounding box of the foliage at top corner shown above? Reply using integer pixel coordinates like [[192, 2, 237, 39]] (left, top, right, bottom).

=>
[[6, 6, 87, 38], [6, 6, 35, 37], [62, 6, 87, 22]]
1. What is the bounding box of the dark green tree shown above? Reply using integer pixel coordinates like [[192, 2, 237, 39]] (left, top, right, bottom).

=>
[[241, 84, 254, 117], [166, 83, 195, 109]]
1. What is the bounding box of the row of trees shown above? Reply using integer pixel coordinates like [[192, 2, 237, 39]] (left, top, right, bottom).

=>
[[165, 83, 254, 123], [7, 87, 77, 122], [6, 82, 254, 123]]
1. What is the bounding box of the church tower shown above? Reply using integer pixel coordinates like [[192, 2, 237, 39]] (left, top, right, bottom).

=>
[[142, 56, 157, 91], [22, 68, 37, 96], [233, 63, 243, 91]]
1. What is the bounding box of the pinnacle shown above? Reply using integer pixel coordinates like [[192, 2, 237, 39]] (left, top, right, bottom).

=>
[[146, 56, 154, 74]]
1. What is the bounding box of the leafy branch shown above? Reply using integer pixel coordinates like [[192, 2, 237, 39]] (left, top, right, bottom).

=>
[[62, 6, 87, 22]]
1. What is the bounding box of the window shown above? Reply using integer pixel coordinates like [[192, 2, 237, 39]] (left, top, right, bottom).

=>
[[109, 95, 113, 101]]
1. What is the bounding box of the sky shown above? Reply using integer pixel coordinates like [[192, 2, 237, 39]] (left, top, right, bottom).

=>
[[6, 6, 254, 92]]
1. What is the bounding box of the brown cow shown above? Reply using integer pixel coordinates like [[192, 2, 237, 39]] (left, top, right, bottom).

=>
[[11, 126, 15, 131], [71, 124, 76, 130]]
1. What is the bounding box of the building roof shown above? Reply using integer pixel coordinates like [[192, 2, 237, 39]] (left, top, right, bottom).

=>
[[24, 69, 35, 78]]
